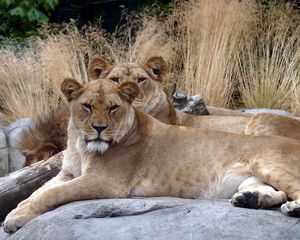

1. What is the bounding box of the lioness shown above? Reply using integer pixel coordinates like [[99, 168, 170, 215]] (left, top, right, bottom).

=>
[[19, 56, 248, 165], [4, 78, 300, 233], [20, 56, 300, 165], [88, 56, 300, 137], [87, 56, 250, 133]]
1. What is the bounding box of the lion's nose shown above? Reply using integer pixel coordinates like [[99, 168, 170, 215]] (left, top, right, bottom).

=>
[[92, 124, 108, 135]]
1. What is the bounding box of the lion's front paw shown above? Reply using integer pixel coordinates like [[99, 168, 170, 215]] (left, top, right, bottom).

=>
[[231, 191, 259, 209], [3, 204, 39, 233], [281, 200, 300, 217]]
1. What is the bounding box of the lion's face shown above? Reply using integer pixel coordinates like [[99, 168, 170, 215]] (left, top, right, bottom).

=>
[[61, 78, 139, 154], [87, 56, 168, 112]]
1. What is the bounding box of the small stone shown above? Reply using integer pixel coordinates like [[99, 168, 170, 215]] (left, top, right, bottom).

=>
[[173, 91, 209, 115]]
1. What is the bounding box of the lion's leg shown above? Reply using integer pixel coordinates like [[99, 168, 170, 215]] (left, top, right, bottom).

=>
[[231, 176, 287, 209], [3, 174, 119, 233], [250, 154, 300, 217], [18, 169, 74, 206]]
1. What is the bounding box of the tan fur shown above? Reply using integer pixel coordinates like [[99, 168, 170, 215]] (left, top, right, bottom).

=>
[[89, 56, 300, 137], [20, 56, 300, 165], [245, 113, 300, 139], [88, 56, 250, 128], [206, 105, 247, 116], [4, 79, 300, 233], [20, 106, 69, 166]]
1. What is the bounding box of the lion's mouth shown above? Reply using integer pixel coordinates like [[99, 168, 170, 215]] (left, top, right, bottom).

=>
[[86, 137, 112, 145]]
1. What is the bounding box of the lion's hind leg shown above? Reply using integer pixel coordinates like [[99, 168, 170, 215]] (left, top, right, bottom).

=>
[[231, 176, 287, 209], [249, 152, 300, 217]]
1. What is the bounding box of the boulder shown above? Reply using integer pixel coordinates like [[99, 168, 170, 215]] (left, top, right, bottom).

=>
[[0, 198, 299, 240], [3, 118, 34, 172], [0, 130, 8, 176], [173, 91, 209, 115]]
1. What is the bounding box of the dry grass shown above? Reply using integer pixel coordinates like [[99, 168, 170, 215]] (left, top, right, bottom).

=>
[[131, 18, 178, 95], [0, 20, 135, 124], [174, 0, 255, 108], [0, 32, 89, 123], [0, 46, 61, 123], [0, 16, 176, 123], [1, 0, 300, 124], [237, 2, 300, 112], [131, 19, 176, 64]]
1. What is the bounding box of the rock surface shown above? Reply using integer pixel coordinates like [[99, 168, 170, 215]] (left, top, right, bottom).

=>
[[173, 92, 209, 115], [0, 129, 8, 176], [1, 198, 299, 240], [239, 108, 294, 116], [3, 118, 33, 173]]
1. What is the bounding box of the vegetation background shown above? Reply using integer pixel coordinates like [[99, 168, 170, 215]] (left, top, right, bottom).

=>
[[1, 0, 300, 124], [0, 0, 172, 39]]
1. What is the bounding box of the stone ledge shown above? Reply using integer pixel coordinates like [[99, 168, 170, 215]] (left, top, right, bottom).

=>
[[1, 198, 299, 240]]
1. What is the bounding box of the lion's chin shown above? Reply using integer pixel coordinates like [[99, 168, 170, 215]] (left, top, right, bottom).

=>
[[86, 141, 109, 154]]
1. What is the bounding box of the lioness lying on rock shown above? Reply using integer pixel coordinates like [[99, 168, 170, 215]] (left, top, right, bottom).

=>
[[4, 78, 300, 233], [88, 56, 300, 137], [20, 56, 300, 165]]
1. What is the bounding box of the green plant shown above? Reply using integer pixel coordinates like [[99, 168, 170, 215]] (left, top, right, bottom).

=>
[[0, 0, 59, 39]]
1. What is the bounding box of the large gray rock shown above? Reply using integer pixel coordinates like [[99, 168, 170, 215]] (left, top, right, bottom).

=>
[[0, 129, 8, 176], [3, 118, 34, 172], [0, 198, 299, 240]]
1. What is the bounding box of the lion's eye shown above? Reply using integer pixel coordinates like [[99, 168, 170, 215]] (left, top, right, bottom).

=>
[[152, 68, 160, 75], [82, 103, 92, 112], [110, 77, 119, 84], [110, 105, 119, 113], [137, 77, 146, 83]]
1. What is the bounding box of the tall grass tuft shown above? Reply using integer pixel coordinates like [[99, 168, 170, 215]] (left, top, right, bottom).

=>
[[0, 46, 62, 123], [174, 0, 255, 108], [131, 18, 178, 95], [237, 2, 300, 112]]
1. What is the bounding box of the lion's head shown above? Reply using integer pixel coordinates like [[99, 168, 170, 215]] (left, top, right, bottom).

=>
[[87, 56, 169, 113], [61, 78, 139, 154]]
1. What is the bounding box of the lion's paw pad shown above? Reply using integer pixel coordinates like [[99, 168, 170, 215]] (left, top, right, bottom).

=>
[[231, 191, 259, 209]]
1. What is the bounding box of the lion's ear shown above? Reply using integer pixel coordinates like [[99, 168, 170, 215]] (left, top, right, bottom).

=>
[[61, 78, 84, 102], [144, 56, 169, 82], [87, 58, 112, 80], [118, 81, 140, 103]]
